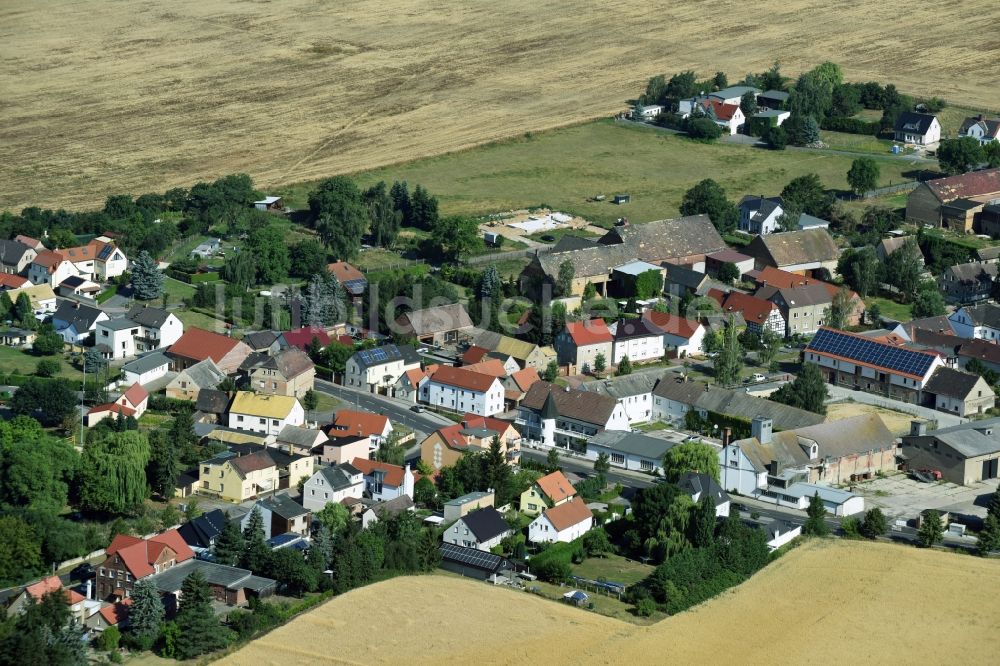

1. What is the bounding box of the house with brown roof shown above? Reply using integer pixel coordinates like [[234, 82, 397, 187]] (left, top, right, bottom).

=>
[[744, 228, 839, 275], [528, 497, 594, 544], [198, 449, 279, 502], [167, 327, 252, 374], [27, 249, 78, 288], [502, 366, 541, 407], [709, 289, 785, 338], [6, 575, 96, 626], [420, 413, 520, 471], [165, 357, 227, 401], [327, 409, 393, 451], [419, 365, 505, 416], [242, 347, 315, 398], [351, 458, 416, 502], [95, 530, 194, 601], [598, 215, 728, 272], [516, 381, 629, 450], [906, 168, 1000, 229], [554, 319, 613, 372], [395, 303, 474, 345], [471, 330, 557, 371], [326, 261, 367, 297], [519, 470, 577, 516]]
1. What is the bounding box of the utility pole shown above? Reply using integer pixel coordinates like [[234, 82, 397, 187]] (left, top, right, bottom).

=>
[[80, 358, 86, 447]]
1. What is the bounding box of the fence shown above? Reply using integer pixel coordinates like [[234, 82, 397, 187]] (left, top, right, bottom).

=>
[[360, 258, 426, 274], [465, 247, 547, 265]]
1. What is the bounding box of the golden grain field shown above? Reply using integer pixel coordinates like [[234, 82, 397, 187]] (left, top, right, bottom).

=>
[[2, 0, 1000, 211], [220, 540, 1000, 666]]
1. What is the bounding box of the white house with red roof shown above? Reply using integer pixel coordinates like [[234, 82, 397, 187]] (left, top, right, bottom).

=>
[[419, 365, 505, 416], [6, 575, 100, 626], [351, 458, 416, 502], [86, 382, 149, 426], [708, 289, 786, 338], [528, 497, 594, 544], [699, 99, 745, 135], [96, 530, 194, 601], [27, 249, 78, 287], [327, 408, 393, 451], [645, 311, 706, 358], [555, 319, 614, 372]]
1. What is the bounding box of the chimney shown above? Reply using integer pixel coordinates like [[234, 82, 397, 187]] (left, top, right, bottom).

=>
[[751, 417, 773, 445], [85, 579, 92, 600], [910, 420, 927, 437], [723, 427, 732, 446], [403, 463, 415, 500]]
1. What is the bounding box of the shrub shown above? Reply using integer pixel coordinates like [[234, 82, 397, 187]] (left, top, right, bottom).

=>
[[820, 116, 881, 135], [686, 118, 723, 141], [635, 598, 656, 617], [35, 359, 61, 377]]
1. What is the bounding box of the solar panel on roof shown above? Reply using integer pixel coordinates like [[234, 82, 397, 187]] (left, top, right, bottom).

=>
[[440, 542, 505, 570], [808, 329, 935, 377]]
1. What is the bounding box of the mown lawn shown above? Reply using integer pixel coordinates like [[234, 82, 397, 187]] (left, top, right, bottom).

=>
[[0, 346, 84, 381], [865, 296, 912, 322], [284, 120, 924, 226], [572, 554, 655, 587], [162, 277, 196, 305], [173, 308, 230, 334]]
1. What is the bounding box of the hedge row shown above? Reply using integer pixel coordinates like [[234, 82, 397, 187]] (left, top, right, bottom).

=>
[[820, 116, 881, 136], [168, 268, 221, 284]]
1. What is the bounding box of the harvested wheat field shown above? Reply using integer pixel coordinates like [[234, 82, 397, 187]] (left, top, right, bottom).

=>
[[826, 401, 918, 435], [220, 540, 1000, 666], [3, 1, 1000, 211]]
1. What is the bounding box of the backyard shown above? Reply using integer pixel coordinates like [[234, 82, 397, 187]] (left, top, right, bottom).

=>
[[0, 346, 84, 382]]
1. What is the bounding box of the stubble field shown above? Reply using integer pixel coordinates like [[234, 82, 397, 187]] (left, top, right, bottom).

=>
[[219, 540, 1000, 666], [2, 0, 1000, 211]]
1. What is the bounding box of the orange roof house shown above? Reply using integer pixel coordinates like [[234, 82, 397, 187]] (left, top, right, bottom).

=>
[[167, 327, 251, 374], [96, 529, 194, 600], [428, 365, 502, 393], [529, 496, 594, 543], [329, 409, 392, 440], [565, 320, 613, 346]]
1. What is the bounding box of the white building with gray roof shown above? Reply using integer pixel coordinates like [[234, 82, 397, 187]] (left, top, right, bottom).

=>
[[577, 372, 661, 424], [586, 429, 690, 474]]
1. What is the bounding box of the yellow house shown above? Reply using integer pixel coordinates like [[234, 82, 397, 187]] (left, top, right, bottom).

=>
[[519, 470, 577, 516], [198, 449, 279, 503]]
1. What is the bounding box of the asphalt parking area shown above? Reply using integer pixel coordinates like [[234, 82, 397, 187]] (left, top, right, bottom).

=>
[[851, 474, 999, 521]]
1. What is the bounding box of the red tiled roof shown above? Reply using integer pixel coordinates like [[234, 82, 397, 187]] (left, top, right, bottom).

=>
[[282, 327, 331, 350], [720, 291, 779, 324], [0, 274, 29, 289], [229, 450, 277, 476], [462, 413, 515, 437], [752, 266, 855, 300], [87, 402, 136, 417], [105, 530, 194, 579], [644, 311, 701, 339], [702, 99, 740, 121], [403, 368, 428, 387], [121, 382, 149, 408], [327, 261, 365, 283], [351, 458, 417, 487], [428, 365, 501, 393], [32, 250, 66, 271], [25, 576, 84, 605], [14, 234, 42, 248], [99, 598, 133, 626], [565, 320, 612, 346], [463, 358, 508, 378], [462, 346, 490, 364], [332, 409, 390, 438], [511, 367, 540, 392], [926, 168, 1000, 203], [435, 424, 469, 450], [169, 327, 241, 363], [536, 471, 577, 503], [542, 497, 593, 531], [57, 240, 109, 263]]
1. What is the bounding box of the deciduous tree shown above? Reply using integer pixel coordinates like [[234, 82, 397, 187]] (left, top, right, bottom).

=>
[[917, 510, 943, 547], [662, 440, 720, 483], [556, 260, 575, 297], [847, 157, 880, 196], [309, 176, 367, 260], [937, 137, 984, 175], [771, 362, 828, 414], [679, 179, 738, 234], [714, 317, 743, 386]]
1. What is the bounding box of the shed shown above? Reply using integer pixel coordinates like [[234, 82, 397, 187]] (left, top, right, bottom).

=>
[[613, 194, 631, 205]]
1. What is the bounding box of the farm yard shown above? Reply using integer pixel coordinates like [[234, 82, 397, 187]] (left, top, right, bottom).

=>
[[3, 0, 1000, 212], [219, 540, 1000, 665]]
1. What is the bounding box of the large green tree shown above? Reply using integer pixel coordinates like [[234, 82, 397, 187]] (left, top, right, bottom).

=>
[[837, 247, 879, 299], [679, 179, 738, 234], [662, 440, 720, 483], [289, 240, 328, 278], [10, 378, 76, 426], [781, 173, 833, 219], [240, 507, 270, 572], [127, 578, 165, 650], [308, 176, 368, 260], [364, 181, 403, 248], [174, 570, 230, 659], [212, 518, 244, 567], [0, 416, 78, 510], [247, 224, 290, 284], [714, 318, 743, 386], [911, 283, 946, 318], [431, 215, 480, 261], [937, 137, 984, 175], [771, 362, 828, 414], [0, 515, 44, 585], [78, 431, 151, 514], [824, 287, 855, 330], [802, 493, 829, 536], [882, 238, 923, 300], [409, 184, 439, 231], [917, 511, 943, 548], [131, 250, 164, 300], [847, 157, 880, 196]]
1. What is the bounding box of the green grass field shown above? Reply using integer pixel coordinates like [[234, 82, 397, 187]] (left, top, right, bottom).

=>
[[282, 120, 927, 226], [821, 131, 900, 156], [0, 346, 84, 381], [572, 555, 654, 587], [865, 296, 912, 322], [173, 308, 230, 334], [162, 277, 196, 305]]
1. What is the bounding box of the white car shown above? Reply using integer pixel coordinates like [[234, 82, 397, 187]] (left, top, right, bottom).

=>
[[751, 373, 766, 383]]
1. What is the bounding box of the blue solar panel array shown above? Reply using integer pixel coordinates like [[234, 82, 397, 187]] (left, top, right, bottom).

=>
[[357, 344, 401, 367], [440, 542, 507, 571], [343, 278, 367, 294], [808, 328, 936, 377]]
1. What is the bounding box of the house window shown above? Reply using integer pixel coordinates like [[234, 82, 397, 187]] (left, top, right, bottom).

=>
[[259, 418, 266, 425], [237, 415, 243, 422]]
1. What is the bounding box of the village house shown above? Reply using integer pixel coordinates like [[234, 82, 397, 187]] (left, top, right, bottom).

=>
[[754, 282, 835, 337], [0, 273, 30, 290], [86, 382, 149, 426], [949, 303, 1000, 340], [443, 491, 495, 523], [419, 365, 505, 416], [6, 575, 98, 626], [96, 305, 184, 359], [743, 228, 839, 275], [198, 450, 279, 503], [555, 319, 614, 372], [328, 409, 393, 451], [662, 262, 714, 298], [7, 283, 57, 315], [165, 357, 226, 401], [0, 238, 37, 274], [519, 470, 577, 517], [471, 330, 557, 371], [395, 303, 474, 345], [95, 529, 194, 601], [327, 261, 368, 297], [611, 317, 666, 365], [893, 111, 941, 147], [651, 375, 824, 429], [167, 326, 252, 373], [905, 168, 1000, 229], [52, 300, 109, 344], [224, 442, 314, 491], [516, 381, 630, 451], [923, 366, 996, 417], [278, 327, 330, 353], [320, 434, 371, 466], [705, 249, 756, 279], [148, 558, 276, 608], [177, 509, 228, 553], [420, 414, 520, 471], [445, 507, 513, 552], [241, 330, 281, 354], [938, 262, 999, 304], [351, 458, 416, 502], [959, 115, 1000, 145], [301, 463, 365, 512], [242, 495, 311, 539], [585, 430, 676, 475], [362, 495, 416, 529], [698, 99, 744, 135], [120, 352, 171, 388], [56, 275, 102, 299], [502, 366, 541, 408], [520, 243, 637, 299], [194, 389, 232, 424], [344, 343, 421, 393], [645, 310, 706, 358], [528, 497, 594, 544], [241, 347, 315, 398], [901, 419, 1000, 485], [876, 236, 925, 265], [804, 327, 944, 403], [227, 392, 305, 436], [756, 90, 788, 110], [576, 372, 660, 424], [709, 289, 786, 338], [275, 424, 327, 457], [598, 215, 728, 272], [392, 367, 428, 403], [721, 415, 898, 495], [27, 250, 77, 288], [678, 472, 730, 517]]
